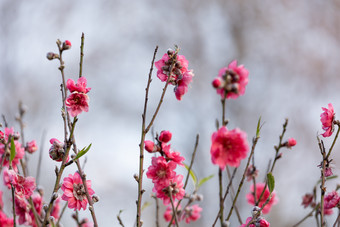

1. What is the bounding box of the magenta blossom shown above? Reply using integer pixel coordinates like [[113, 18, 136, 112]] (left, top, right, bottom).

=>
[[0, 210, 14, 227], [213, 60, 249, 99], [320, 103, 335, 137], [182, 204, 202, 224], [324, 191, 340, 209], [61, 172, 95, 211], [4, 168, 36, 198], [240, 217, 270, 227], [15, 195, 32, 225], [146, 156, 177, 186], [65, 92, 90, 117], [159, 130, 172, 143], [66, 77, 91, 94], [26, 140, 38, 154], [154, 174, 185, 205], [155, 50, 194, 100], [246, 183, 278, 214], [210, 126, 249, 169]]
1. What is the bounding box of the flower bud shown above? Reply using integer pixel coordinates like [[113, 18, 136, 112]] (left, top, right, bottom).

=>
[[49, 138, 66, 162], [62, 40, 72, 50], [287, 138, 297, 148], [158, 130, 172, 143], [46, 52, 59, 60], [144, 140, 155, 153], [212, 78, 222, 88], [26, 140, 38, 154], [92, 195, 99, 203]]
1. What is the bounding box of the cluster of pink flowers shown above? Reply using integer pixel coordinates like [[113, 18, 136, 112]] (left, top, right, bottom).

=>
[[210, 126, 249, 169], [246, 183, 278, 214], [146, 130, 186, 206], [164, 202, 202, 225], [61, 171, 95, 211], [320, 103, 335, 137], [155, 49, 194, 100], [65, 76, 91, 117], [212, 60, 249, 99]]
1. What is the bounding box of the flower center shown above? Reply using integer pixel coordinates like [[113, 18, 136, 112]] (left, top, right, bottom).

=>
[[73, 183, 86, 200]]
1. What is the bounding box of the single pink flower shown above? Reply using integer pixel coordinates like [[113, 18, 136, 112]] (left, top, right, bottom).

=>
[[182, 204, 202, 224], [246, 183, 278, 214], [154, 174, 185, 205], [66, 77, 91, 94], [214, 60, 249, 99], [162, 144, 185, 166], [61, 172, 94, 211], [210, 127, 249, 169], [49, 138, 67, 162], [26, 140, 38, 154], [146, 156, 177, 186], [155, 50, 193, 100], [65, 92, 90, 117], [287, 138, 297, 148], [0, 210, 14, 227], [320, 103, 335, 137], [324, 191, 340, 209], [325, 167, 333, 177], [301, 193, 314, 208], [159, 130, 172, 143]]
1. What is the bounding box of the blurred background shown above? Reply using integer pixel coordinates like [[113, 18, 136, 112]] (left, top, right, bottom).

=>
[[1, 0, 340, 226]]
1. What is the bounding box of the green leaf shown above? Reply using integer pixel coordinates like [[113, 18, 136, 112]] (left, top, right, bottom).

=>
[[10, 137, 16, 163], [184, 163, 197, 186], [267, 172, 275, 193], [142, 201, 151, 211], [198, 174, 214, 188], [256, 116, 262, 138], [74, 143, 92, 161]]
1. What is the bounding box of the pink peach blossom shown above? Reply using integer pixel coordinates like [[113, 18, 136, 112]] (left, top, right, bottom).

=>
[[320, 103, 335, 137], [154, 174, 185, 205], [51, 196, 61, 220], [210, 127, 249, 169], [214, 60, 249, 99], [146, 156, 177, 186], [144, 140, 155, 153], [301, 193, 314, 208], [49, 138, 67, 162], [15, 195, 32, 225], [240, 217, 270, 227], [174, 70, 194, 101], [162, 144, 185, 166], [65, 92, 90, 117], [287, 138, 297, 148], [0, 129, 25, 171], [324, 191, 340, 209], [26, 140, 38, 154], [4, 169, 36, 198], [61, 172, 95, 211], [66, 77, 91, 94], [182, 204, 202, 224], [164, 202, 181, 224], [246, 183, 278, 214]]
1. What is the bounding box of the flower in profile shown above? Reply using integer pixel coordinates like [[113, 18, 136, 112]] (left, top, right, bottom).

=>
[[49, 138, 67, 162], [51, 196, 61, 220], [155, 49, 194, 100], [301, 193, 314, 208], [26, 140, 38, 154], [67, 77, 91, 94], [320, 103, 335, 137], [15, 195, 32, 225], [182, 204, 202, 224], [61, 172, 95, 211], [246, 183, 278, 214], [25, 140, 38, 154], [213, 60, 249, 99], [210, 127, 249, 169], [324, 191, 340, 209]]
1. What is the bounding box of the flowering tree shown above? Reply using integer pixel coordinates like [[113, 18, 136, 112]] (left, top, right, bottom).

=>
[[2, 33, 340, 227]]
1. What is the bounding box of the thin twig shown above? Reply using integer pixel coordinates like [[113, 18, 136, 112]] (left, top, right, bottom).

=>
[[226, 167, 242, 225], [79, 33, 85, 78], [293, 205, 318, 227], [136, 46, 158, 227]]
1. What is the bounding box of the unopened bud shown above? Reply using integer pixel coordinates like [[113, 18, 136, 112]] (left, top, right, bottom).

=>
[[212, 78, 222, 88], [167, 49, 174, 56], [46, 52, 59, 60], [158, 130, 172, 143], [92, 195, 99, 203], [62, 40, 72, 50], [134, 174, 139, 182], [196, 194, 203, 201], [144, 140, 156, 153], [43, 204, 49, 211]]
